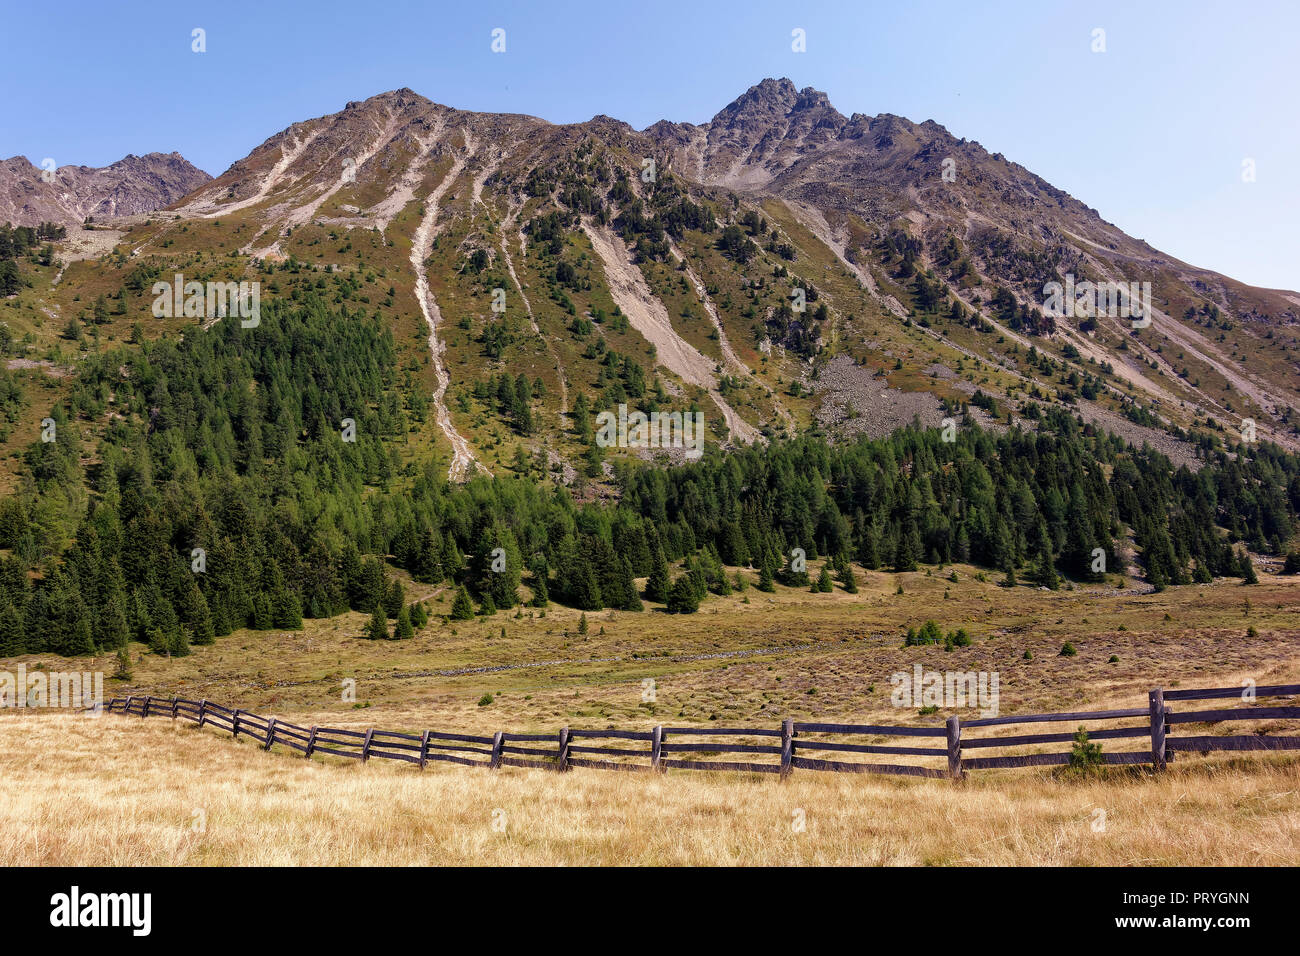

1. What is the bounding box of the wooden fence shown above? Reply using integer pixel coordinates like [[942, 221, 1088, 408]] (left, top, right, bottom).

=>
[[97, 683, 1300, 781]]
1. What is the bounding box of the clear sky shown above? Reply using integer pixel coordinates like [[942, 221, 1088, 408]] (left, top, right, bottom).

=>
[[2, 0, 1296, 290]]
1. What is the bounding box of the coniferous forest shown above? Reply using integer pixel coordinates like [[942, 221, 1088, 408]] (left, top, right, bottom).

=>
[[2, 291, 1297, 658]]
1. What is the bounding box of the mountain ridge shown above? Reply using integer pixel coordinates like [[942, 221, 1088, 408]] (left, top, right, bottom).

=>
[[0, 151, 211, 227], [10, 79, 1299, 494]]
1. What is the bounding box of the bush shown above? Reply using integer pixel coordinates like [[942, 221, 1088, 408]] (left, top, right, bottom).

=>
[[449, 586, 475, 621], [1059, 642, 1077, 657], [1067, 727, 1103, 773], [666, 576, 700, 614]]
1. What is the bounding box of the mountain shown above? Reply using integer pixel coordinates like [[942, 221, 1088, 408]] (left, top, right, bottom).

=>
[[0, 152, 211, 227], [11, 80, 1300, 492]]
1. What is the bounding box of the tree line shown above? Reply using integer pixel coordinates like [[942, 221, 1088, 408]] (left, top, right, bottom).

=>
[[1, 290, 1296, 658]]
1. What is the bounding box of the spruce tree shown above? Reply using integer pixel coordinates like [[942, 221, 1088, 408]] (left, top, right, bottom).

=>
[[666, 576, 700, 614], [367, 604, 389, 640], [620, 557, 643, 611], [394, 604, 414, 639], [530, 573, 549, 608], [450, 585, 475, 620], [0, 604, 24, 655], [645, 547, 671, 603], [814, 565, 833, 593], [1239, 552, 1258, 584], [410, 602, 428, 628], [113, 645, 133, 680], [273, 590, 303, 630], [384, 578, 405, 618]]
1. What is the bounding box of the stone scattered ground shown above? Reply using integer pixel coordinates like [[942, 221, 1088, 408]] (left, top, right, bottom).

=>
[[814, 355, 945, 439]]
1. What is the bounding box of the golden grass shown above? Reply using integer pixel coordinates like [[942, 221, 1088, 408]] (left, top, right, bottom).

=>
[[3, 712, 1298, 866], [4, 570, 1298, 866]]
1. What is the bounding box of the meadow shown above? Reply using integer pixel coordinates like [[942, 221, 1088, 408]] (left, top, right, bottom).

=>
[[3, 563, 1298, 865]]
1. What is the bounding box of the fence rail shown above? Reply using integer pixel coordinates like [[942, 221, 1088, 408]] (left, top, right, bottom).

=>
[[95, 683, 1300, 782]]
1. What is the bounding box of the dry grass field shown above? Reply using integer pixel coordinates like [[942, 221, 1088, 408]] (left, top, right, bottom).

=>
[[2, 712, 1298, 866], [3, 564, 1300, 866]]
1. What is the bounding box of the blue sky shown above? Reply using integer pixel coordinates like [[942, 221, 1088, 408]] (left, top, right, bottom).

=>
[[2, 0, 1296, 289]]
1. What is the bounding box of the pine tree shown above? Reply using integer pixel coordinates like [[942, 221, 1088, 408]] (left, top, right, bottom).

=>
[[666, 576, 700, 614], [394, 604, 414, 639], [113, 645, 133, 680], [619, 557, 643, 611], [894, 529, 918, 572], [814, 565, 833, 593], [0, 604, 24, 655], [530, 573, 549, 608], [857, 521, 880, 570], [645, 546, 671, 603], [410, 602, 428, 628], [384, 578, 405, 618], [757, 560, 776, 593], [366, 604, 389, 640], [1239, 551, 1258, 584], [578, 612, 589, 635], [450, 585, 475, 620], [273, 590, 303, 629]]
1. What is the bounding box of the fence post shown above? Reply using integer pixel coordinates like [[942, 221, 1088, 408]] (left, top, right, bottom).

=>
[[779, 718, 794, 778], [650, 726, 663, 772], [171, 696, 179, 719], [1149, 688, 1167, 771], [124, 695, 134, 715], [232, 709, 241, 738], [197, 699, 207, 728], [142, 695, 151, 719], [556, 727, 571, 772], [946, 715, 963, 781], [264, 718, 277, 751], [419, 730, 431, 770], [490, 731, 504, 769], [361, 729, 374, 762], [305, 726, 318, 759]]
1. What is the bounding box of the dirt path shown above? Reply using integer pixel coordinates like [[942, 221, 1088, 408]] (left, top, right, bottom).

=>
[[410, 142, 486, 482], [583, 222, 760, 444]]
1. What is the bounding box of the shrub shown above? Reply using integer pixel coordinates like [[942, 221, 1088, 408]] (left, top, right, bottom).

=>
[[1067, 727, 1103, 773]]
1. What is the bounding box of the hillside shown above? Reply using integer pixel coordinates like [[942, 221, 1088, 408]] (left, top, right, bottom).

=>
[[0, 80, 1298, 663]]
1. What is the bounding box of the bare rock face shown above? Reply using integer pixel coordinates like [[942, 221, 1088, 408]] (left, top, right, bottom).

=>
[[0, 151, 211, 226]]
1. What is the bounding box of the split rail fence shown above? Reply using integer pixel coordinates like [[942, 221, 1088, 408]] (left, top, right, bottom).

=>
[[99, 683, 1300, 781]]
